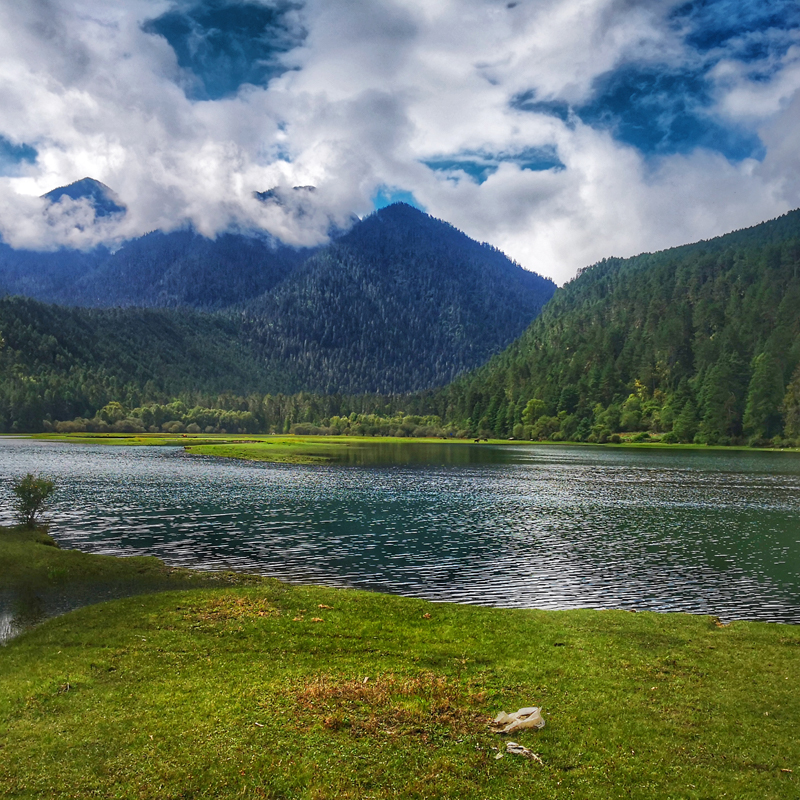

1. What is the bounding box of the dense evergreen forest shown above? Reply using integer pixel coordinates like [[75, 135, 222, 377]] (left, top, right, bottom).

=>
[[0, 297, 283, 432], [437, 208, 800, 445], [0, 231, 310, 310], [4, 204, 800, 444], [241, 203, 556, 394]]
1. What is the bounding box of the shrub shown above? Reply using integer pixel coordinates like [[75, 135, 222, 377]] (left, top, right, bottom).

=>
[[11, 473, 56, 528]]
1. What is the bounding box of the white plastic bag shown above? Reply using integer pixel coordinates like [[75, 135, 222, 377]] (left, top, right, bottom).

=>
[[490, 706, 545, 733]]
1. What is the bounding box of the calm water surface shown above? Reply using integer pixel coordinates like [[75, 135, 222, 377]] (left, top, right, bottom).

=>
[[1, 438, 799, 635]]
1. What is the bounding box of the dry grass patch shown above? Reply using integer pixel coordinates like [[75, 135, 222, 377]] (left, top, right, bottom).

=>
[[286, 672, 490, 739], [186, 595, 280, 622]]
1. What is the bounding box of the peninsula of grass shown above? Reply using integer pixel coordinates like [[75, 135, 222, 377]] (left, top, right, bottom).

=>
[[30, 433, 505, 465], [1, 529, 798, 799]]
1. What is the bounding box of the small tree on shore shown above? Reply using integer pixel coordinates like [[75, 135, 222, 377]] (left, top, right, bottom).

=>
[[11, 473, 56, 528]]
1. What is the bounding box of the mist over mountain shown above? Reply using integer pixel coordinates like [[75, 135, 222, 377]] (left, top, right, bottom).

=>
[[42, 178, 127, 219]]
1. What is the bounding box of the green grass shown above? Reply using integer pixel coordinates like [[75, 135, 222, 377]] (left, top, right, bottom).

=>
[[0, 526, 264, 592], [29, 433, 495, 465], [1, 529, 798, 798], [31, 432, 262, 448]]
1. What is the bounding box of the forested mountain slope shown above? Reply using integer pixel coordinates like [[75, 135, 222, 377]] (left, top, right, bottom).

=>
[[0, 203, 555, 430], [242, 203, 556, 394], [0, 296, 283, 431], [439, 209, 800, 445]]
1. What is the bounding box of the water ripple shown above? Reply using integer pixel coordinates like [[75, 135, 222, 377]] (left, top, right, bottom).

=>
[[0, 439, 798, 627]]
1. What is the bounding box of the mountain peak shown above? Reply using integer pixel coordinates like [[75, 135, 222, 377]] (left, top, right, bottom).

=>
[[373, 201, 427, 219], [42, 177, 126, 218]]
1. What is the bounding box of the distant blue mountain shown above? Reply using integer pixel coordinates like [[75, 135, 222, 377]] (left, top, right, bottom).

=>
[[42, 177, 127, 218], [241, 202, 557, 393], [0, 192, 557, 394], [2, 176, 314, 309]]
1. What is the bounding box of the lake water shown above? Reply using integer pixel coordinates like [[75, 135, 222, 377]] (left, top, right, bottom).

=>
[[1, 438, 799, 636]]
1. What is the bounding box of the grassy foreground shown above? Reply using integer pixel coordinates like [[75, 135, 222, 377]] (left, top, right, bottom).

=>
[[1, 531, 798, 798]]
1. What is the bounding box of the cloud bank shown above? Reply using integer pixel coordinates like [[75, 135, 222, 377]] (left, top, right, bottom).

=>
[[0, 0, 799, 283]]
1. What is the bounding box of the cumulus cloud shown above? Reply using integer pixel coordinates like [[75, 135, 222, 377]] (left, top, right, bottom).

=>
[[0, 0, 798, 281]]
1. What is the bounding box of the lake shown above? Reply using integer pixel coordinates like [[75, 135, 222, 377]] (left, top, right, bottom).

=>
[[1, 437, 799, 635]]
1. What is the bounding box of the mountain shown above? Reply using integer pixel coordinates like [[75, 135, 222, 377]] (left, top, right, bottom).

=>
[[0, 176, 314, 309], [0, 202, 556, 430], [0, 230, 313, 311], [66, 230, 312, 310], [241, 203, 556, 394], [438, 208, 800, 445], [42, 177, 126, 218], [0, 244, 108, 306]]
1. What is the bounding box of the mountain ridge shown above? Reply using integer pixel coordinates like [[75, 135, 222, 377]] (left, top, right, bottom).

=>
[[241, 203, 556, 394], [0, 202, 557, 429]]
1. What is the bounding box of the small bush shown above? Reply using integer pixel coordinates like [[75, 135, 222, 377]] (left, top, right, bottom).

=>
[[609, 434, 622, 444], [11, 473, 56, 528]]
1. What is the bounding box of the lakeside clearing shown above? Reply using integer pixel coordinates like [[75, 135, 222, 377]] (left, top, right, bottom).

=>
[[24, 431, 800, 465], [1, 528, 798, 799]]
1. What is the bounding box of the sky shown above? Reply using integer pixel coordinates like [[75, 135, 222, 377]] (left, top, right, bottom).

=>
[[0, 0, 799, 284]]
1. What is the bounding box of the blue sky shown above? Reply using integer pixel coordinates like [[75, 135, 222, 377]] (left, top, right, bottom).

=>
[[0, 0, 799, 282], [142, 1, 304, 100]]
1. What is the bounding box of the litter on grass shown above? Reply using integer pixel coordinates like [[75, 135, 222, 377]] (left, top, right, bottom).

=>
[[505, 741, 544, 764], [490, 706, 545, 733]]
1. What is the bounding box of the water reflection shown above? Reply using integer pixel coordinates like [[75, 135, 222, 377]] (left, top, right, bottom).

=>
[[1, 438, 799, 639], [0, 588, 48, 642]]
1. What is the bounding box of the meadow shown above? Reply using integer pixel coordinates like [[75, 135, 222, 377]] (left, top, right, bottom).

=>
[[1, 527, 798, 799]]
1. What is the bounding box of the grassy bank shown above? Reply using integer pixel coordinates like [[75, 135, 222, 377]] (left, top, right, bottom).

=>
[[0, 525, 264, 593], [1, 531, 798, 798], [29, 433, 498, 465]]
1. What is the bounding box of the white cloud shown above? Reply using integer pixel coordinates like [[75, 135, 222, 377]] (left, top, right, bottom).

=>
[[0, 0, 797, 282]]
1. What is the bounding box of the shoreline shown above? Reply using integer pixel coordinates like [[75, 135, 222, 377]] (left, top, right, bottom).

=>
[[1, 528, 798, 798], [2, 526, 797, 641], [7, 431, 799, 466]]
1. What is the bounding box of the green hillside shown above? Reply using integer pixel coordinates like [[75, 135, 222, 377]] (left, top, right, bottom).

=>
[[438, 209, 800, 445], [0, 204, 555, 432], [0, 297, 283, 432]]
